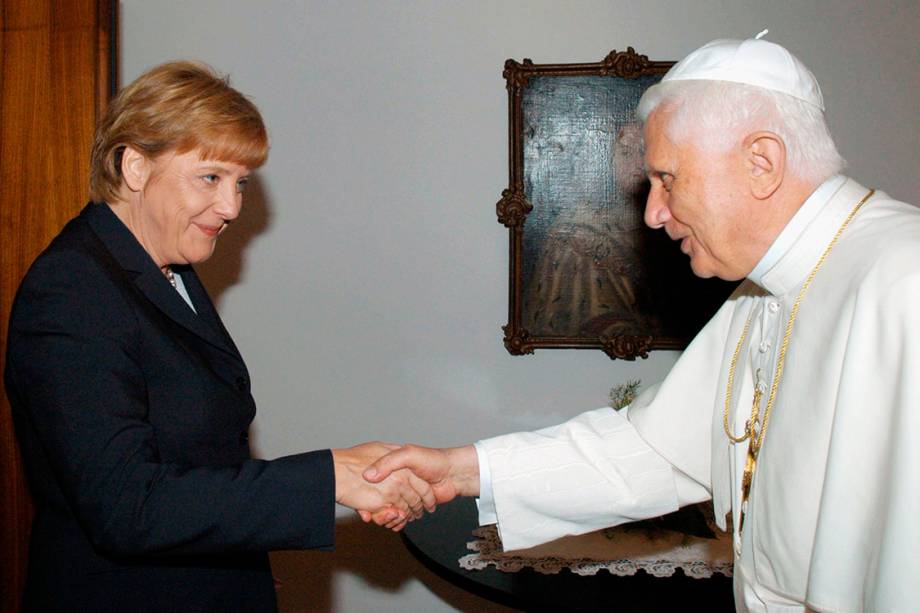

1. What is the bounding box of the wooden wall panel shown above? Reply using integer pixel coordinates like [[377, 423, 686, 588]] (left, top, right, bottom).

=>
[[0, 1, 113, 610]]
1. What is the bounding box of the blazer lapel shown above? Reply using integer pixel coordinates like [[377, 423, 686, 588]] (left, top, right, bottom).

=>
[[82, 203, 241, 360], [175, 265, 244, 360]]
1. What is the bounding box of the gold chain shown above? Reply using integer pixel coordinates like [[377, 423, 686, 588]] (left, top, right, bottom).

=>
[[723, 189, 875, 516]]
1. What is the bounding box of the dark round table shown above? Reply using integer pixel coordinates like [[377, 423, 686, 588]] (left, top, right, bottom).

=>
[[402, 498, 735, 612]]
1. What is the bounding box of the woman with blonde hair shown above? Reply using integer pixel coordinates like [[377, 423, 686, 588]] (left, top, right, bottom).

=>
[[5, 61, 431, 611]]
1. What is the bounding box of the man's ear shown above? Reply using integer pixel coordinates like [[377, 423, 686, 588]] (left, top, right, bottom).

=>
[[120, 145, 151, 193], [744, 131, 785, 200]]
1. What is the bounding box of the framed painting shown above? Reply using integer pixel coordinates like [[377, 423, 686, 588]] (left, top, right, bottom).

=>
[[496, 48, 737, 360]]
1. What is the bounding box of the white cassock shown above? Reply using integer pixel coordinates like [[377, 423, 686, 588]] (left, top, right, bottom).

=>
[[475, 177, 920, 612]]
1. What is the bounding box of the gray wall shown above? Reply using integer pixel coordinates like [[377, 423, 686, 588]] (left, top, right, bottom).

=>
[[120, 1, 919, 610]]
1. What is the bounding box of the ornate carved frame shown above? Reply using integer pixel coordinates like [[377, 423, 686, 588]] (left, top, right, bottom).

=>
[[497, 48, 730, 360]]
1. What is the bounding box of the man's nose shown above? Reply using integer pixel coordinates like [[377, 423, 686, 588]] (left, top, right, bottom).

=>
[[644, 185, 671, 229]]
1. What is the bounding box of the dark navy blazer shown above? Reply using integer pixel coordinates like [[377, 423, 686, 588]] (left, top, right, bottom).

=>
[[5, 203, 335, 612]]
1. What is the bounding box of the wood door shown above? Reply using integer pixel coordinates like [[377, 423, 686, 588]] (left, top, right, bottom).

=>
[[0, 1, 114, 609]]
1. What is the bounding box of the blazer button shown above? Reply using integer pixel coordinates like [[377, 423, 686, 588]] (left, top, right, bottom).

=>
[[239, 431, 249, 445], [235, 376, 247, 392]]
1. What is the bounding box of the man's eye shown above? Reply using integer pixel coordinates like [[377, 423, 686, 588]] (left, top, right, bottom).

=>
[[201, 174, 220, 184], [661, 174, 674, 192], [236, 178, 250, 193]]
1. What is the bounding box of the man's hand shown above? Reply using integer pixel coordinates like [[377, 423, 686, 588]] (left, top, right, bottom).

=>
[[362, 444, 480, 511], [331, 442, 437, 531]]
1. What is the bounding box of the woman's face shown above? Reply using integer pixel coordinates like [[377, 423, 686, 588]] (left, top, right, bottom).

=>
[[127, 148, 251, 268]]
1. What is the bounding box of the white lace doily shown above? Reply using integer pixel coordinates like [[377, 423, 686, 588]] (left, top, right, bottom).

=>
[[459, 518, 733, 579]]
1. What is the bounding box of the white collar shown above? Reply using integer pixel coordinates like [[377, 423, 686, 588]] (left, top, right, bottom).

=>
[[171, 268, 198, 313], [747, 175, 846, 290]]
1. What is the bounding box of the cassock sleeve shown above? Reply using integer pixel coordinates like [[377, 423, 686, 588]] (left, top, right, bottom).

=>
[[475, 299, 736, 551]]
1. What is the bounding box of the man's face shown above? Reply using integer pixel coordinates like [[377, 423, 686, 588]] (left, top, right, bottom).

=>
[[642, 108, 756, 281]]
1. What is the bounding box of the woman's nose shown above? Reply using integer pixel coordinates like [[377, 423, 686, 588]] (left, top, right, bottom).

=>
[[215, 186, 242, 221]]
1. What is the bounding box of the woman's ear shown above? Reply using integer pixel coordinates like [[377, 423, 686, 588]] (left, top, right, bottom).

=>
[[120, 145, 151, 193], [744, 131, 786, 200]]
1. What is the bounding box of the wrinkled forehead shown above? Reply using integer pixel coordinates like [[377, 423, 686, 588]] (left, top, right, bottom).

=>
[[146, 148, 252, 182], [641, 108, 678, 167]]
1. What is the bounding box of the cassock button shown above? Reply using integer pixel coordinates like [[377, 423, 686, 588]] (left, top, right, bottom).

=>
[[239, 431, 249, 445], [768, 301, 780, 313], [235, 376, 247, 392], [758, 340, 771, 353]]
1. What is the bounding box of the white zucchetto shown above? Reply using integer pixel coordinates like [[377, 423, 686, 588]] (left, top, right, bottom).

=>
[[662, 35, 825, 110]]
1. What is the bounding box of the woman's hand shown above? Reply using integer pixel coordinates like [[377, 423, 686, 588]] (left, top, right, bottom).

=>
[[331, 442, 437, 531]]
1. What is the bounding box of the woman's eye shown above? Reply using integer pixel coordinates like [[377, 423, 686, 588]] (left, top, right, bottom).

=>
[[201, 174, 220, 184]]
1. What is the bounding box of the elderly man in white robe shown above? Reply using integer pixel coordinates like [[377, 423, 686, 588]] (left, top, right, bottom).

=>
[[364, 36, 920, 612]]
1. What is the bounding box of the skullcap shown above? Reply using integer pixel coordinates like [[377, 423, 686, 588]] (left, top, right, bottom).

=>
[[662, 33, 825, 110]]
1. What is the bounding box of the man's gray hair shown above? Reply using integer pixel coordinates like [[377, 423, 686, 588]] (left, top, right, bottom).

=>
[[637, 80, 845, 185]]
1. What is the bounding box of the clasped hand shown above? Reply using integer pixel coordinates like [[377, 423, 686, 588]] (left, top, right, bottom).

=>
[[331, 442, 436, 531], [333, 442, 479, 531]]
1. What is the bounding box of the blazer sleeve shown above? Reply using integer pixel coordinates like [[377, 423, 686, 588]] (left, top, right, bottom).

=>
[[6, 249, 336, 556]]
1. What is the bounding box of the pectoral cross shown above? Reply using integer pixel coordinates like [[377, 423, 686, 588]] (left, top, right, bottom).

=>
[[739, 369, 765, 532], [739, 446, 757, 532]]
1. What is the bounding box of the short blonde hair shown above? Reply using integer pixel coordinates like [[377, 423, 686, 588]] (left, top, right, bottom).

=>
[[90, 61, 269, 202]]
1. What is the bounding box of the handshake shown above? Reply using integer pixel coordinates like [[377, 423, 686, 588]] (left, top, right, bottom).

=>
[[331, 442, 480, 531]]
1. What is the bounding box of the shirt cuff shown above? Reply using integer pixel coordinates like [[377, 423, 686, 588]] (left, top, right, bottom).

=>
[[473, 441, 497, 525]]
